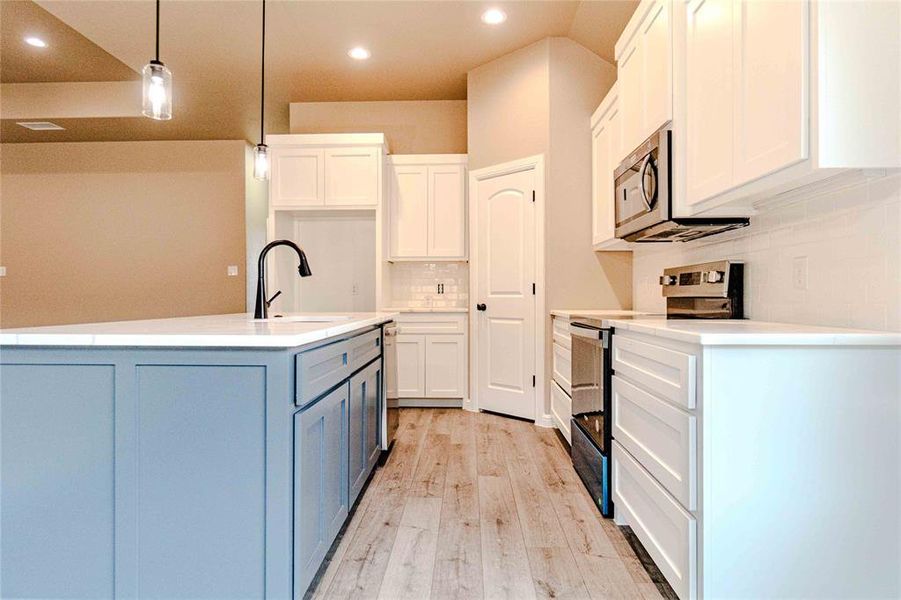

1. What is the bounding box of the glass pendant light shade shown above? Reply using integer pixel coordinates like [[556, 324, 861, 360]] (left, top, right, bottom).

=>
[[142, 60, 172, 120], [253, 143, 270, 181]]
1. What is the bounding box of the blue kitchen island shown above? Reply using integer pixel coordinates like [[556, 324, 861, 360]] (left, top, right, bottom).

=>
[[0, 312, 396, 599]]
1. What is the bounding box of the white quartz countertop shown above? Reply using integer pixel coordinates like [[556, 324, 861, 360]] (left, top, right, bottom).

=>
[[382, 307, 469, 313], [550, 309, 659, 319], [607, 317, 901, 346], [0, 312, 398, 348]]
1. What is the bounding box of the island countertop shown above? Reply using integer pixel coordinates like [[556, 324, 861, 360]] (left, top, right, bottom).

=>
[[0, 312, 398, 348]]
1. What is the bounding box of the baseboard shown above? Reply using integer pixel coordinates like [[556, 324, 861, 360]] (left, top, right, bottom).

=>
[[396, 398, 463, 408], [534, 413, 554, 428]]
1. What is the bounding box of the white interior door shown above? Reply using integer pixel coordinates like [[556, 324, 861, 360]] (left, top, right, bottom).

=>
[[473, 165, 536, 420]]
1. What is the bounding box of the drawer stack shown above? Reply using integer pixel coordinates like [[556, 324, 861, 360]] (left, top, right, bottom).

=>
[[611, 331, 699, 600], [550, 315, 572, 443]]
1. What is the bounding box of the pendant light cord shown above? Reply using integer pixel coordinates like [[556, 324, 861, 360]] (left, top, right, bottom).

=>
[[260, 0, 266, 145], [155, 0, 160, 61]]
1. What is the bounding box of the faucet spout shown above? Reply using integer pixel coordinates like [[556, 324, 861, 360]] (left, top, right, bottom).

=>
[[254, 239, 312, 319]]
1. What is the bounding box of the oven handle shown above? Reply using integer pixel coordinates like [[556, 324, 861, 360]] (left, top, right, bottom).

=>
[[570, 324, 610, 348]]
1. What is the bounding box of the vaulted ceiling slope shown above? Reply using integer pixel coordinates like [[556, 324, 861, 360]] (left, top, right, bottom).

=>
[[1, 0, 637, 143]]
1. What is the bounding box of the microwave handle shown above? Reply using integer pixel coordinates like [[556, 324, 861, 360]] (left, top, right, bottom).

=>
[[639, 155, 654, 211]]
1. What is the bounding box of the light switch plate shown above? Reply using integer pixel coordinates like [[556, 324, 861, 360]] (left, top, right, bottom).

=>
[[792, 256, 808, 290], [227, 265, 239, 277]]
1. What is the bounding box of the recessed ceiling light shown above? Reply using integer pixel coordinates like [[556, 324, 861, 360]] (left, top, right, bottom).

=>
[[17, 121, 65, 131], [347, 46, 371, 60], [24, 36, 47, 48], [481, 8, 507, 25]]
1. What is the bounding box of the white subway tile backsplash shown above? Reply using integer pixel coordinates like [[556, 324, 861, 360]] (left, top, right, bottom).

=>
[[632, 173, 901, 332], [389, 262, 469, 309]]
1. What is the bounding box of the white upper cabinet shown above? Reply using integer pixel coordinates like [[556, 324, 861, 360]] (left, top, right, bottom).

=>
[[323, 147, 380, 207], [684, 0, 735, 205], [268, 134, 387, 210], [590, 84, 629, 250], [390, 166, 429, 257], [676, 0, 901, 216], [271, 148, 325, 207], [388, 155, 467, 260], [615, 0, 674, 157], [427, 165, 466, 258], [732, 0, 807, 186]]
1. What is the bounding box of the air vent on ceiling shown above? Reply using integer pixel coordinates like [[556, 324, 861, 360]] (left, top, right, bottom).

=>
[[16, 121, 65, 131]]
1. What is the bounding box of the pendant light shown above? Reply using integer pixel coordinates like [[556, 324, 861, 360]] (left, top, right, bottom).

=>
[[253, 0, 269, 181], [142, 0, 172, 120]]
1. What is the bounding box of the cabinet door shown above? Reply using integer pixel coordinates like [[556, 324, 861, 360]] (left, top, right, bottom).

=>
[[395, 334, 426, 397], [390, 165, 429, 258], [685, 0, 735, 205], [641, 0, 673, 134], [348, 360, 381, 505], [364, 361, 382, 473], [424, 335, 466, 398], [427, 164, 466, 258], [324, 147, 380, 206], [592, 90, 620, 247], [271, 147, 324, 207], [618, 40, 643, 153], [294, 384, 349, 594], [733, 0, 808, 185]]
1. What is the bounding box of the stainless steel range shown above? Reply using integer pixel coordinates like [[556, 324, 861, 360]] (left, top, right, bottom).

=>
[[569, 260, 744, 518]]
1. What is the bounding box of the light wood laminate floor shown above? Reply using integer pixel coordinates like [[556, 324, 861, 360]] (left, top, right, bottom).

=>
[[310, 408, 666, 600]]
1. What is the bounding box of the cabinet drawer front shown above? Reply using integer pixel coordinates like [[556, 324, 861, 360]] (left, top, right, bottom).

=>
[[295, 340, 350, 407], [552, 342, 572, 395], [613, 376, 697, 509], [613, 442, 696, 600], [550, 381, 572, 444], [348, 329, 381, 374], [612, 335, 696, 409], [552, 317, 572, 349], [395, 313, 466, 335]]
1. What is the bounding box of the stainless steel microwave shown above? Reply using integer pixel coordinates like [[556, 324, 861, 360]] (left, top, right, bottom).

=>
[[613, 127, 748, 242]]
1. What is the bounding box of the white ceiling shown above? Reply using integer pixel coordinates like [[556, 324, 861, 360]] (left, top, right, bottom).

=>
[[2, 0, 637, 143]]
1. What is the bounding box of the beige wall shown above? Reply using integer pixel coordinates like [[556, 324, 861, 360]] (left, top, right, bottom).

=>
[[0, 140, 248, 328], [289, 100, 467, 154], [467, 39, 550, 171], [466, 37, 633, 418], [546, 38, 632, 312]]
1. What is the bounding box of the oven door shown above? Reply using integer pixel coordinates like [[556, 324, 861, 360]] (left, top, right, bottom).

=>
[[614, 128, 670, 240], [569, 323, 609, 454]]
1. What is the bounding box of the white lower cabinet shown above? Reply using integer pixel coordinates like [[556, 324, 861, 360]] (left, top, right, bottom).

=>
[[395, 334, 426, 397], [394, 313, 467, 399], [550, 315, 573, 443], [610, 328, 901, 599], [613, 441, 696, 600], [424, 335, 466, 398], [550, 381, 571, 444]]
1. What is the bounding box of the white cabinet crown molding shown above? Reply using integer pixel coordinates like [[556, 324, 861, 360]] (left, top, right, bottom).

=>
[[266, 133, 389, 151], [389, 154, 468, 166]]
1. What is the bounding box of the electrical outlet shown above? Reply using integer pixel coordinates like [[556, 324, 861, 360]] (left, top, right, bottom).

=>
[[227, 265, 239, 277], [0, 266, 6, 277], [792, 256, 808, 290]]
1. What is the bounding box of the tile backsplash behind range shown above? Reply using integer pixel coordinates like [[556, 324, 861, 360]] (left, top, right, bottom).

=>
[[390, 262, 469, 309], [632, 173, 901, 331]]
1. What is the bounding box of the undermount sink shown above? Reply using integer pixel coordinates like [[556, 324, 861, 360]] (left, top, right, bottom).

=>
[[254, 315, 353, 323]]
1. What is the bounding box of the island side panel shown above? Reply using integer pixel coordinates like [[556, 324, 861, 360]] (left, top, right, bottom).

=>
[[0, 362, 116, 600], [0, 346, 297, 600], [133, 363, 267, 599]]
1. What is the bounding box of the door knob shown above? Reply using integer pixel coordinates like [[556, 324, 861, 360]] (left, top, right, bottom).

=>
[[476, 303, 487, 311]]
